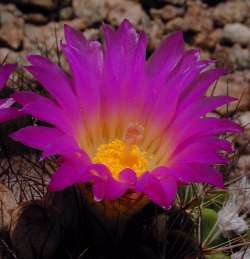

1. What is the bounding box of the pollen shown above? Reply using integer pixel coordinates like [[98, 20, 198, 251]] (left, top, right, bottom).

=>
[[92, 139, 149, 179]]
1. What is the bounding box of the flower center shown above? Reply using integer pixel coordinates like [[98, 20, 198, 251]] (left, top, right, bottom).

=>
[[92, 123, 149, 179], [92, 139, 149, 179]]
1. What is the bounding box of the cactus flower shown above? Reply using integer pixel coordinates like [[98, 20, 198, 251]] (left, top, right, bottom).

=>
[[11, 20, 241, 208], [0, 64, 22, 122]]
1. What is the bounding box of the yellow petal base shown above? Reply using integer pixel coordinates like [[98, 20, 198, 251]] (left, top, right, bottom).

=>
[[92, 139, 149, 179]]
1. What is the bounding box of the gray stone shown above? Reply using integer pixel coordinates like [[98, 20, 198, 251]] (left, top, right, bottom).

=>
[[73, 0, 108, 25], [144, 18, 165, 50], [231, 44, 250, 70], [150, 5, 184, 21], [59, 7, 75, 20], [0, 4, 24, 50], [107, 0, 146, 26], [0, 48, 21, 64], [166, 1, 213, 33], [234, 112, 250, 153], [73, 0, 146, 26], [237, 154, 250, 177], [194, 29, 222, 49], [222, 23, 250, 45], [213, 1, 249, 26], [83, 28, 100, 41], [214, 44, 250, 70]]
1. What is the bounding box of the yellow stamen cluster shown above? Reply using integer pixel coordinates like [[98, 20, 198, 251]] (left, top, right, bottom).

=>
[[92, 139, 149, 179]]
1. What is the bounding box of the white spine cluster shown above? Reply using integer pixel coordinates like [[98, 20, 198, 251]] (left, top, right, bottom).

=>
[[218, 175, 250, 237], [231, 248, 250, 259]]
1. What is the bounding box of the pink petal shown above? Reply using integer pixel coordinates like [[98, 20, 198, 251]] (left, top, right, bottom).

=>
[[190, 163, 224, 188], [147, 32, 184, 83], [173, 96, 236, 129], [180, 68, 226, 109], [0, 98, 15, 108], [0, 108, 23, 123], [0, 64, 16, 89], [101, 21, 148, 133], [42, 135, 80, 158], [49, 152, 91, 191], [173, 118, 242, 145], [172, 136, 233, 159], [26, 56, 79, 118], [61, 43, 102, 118], [12, 91, 46, 106], [171, 163, 224, 188], [64, 24, 88, 50], [21, 99, 72, 133], [145, 62, 207, 131], [119, 169, 137, 188], [200, 118, 243, 135], [10, 126, 64, 150], [49, 162, 83, 191], [87, 164, 129, 201], [137, 168, 177, 208], [171, 142, 228, 165]]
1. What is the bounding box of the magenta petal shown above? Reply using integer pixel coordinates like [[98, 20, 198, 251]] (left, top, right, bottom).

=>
[[12, 91, 46, 106], [11, 126, 81, 159], [119, 169, 137, 188], [214, 139, 233, 153], [190, 96, 235, 117], [147, 32, 184, 82], [26, 56, 78, 117], [189, 163, 224, 188], [0, 98, 15, 108], [49, 152, 90, 191], [61, 43, 102, 120], [0, 64, 20, 123], [0, 108, 23, 123], [15, 91, 67, 126], [48, 161, 82, 191], [10, 126, 64, 150], [171, 163, 224, 188], [137, 168, 177, 208], [172, 142, 228, 165], [0, 64, 16, 89], [88, 164, 128, 201], [181, 68, 226, 107], [174, 118, 242, 145], [21, 99, 72, 133], [42, 135, 80, 158], [201, 118, 243, 135], [61, 32, 103, 129], [144, 56, 213, 133], [172, 136, 233, 160], [93, 179, 127, 201], [64, 24, 88, 50], [172, 96, 236, 130]]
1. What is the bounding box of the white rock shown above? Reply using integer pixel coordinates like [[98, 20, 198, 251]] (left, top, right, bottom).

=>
[[73, 0, 107, 25], [218, 206, 248, 237], [222, 23, 250, 45], [231, 248, 250, 259]]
